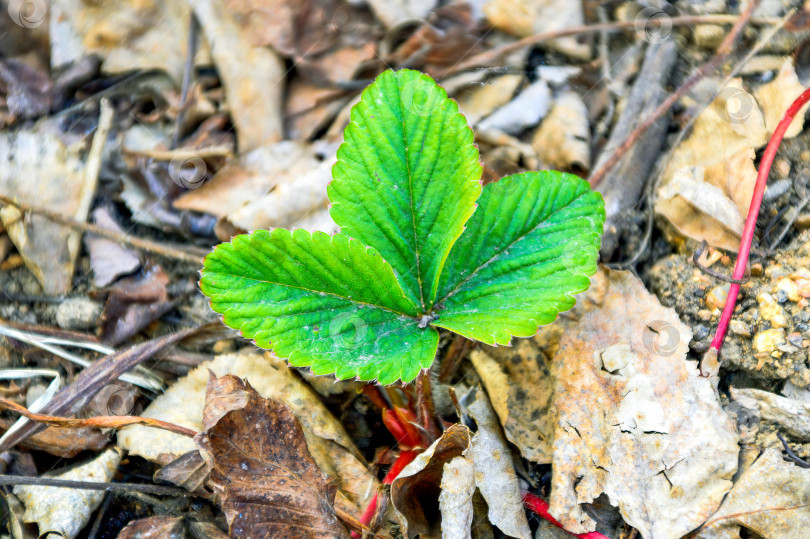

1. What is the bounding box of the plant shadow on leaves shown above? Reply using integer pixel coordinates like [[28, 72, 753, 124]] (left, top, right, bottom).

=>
[[200, 69, 606, 384]]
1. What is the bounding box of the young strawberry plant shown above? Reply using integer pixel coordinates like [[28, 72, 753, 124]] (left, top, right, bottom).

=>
[[200, 69, 605, 385]]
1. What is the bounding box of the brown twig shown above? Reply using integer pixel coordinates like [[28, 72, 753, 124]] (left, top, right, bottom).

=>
[[440, 11, 778, 78], [0, 194, 207, 264], [415, 371, 441, 441], [0, 474, 193, 497], [588, 0, 762, 188], [0, 397, 197, 437], [334, 505, 393, 539], [777, 432, 810, 468]]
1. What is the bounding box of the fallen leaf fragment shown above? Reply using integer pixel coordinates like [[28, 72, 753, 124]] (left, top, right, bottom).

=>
[[118, 515, 185, 539], [190, 0, 285, 152], [454, 74, 523, 126], [465, 387, 531, 539], [439, 456, 476, 539], [14, 447, 121, 538], [84, 207, 140, 287], [0, 418, 108, 458], [391, 424, 471, 539], [118, 351, 374, 507], [469, 340, 554, 464], [532, 90, 591, 172], [731, 387, 810, 441], [548, 269, 739, 538], [698, 448, 810, 538], [196, 374, 350, 538]]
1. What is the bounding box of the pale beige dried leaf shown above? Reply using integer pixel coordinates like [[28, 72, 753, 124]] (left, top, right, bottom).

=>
[[754, 59, 810, 139], [364, 0, 436, 27], [532, 91, 590, 171], [466, 387, 531, 539], [731, 387, 810, 441], [50, 0, 201, 80], [190, 0, 284, 152], [14, 447, 121, 538], [470, 340, 554, 464], [697, 448, 810, 538], [455, 75, 523, 125], [548, 269, 739, 538], [1, 131, 85, 294], [173, 142, 335, 233], [439, 456, 476, 539]]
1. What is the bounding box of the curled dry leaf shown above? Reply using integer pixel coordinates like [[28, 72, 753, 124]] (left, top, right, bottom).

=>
[[731, 387, 810, 441], [697, 448, 810, 538], [655, 60, 809, 250], [469, 340, 554, 464], [118, 515, 185, 539], [14, 447, 121, 539], [0, 418, 108, 459], [465, 387, 531, 539], [548, 269, 739, 538], [391, 424, 471, 539], [197, 374, 350, 538]]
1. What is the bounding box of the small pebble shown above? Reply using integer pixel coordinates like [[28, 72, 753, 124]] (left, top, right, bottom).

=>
[[757, 292, 789, 328], [693, 324, 709, 340], [776, 277, 800, 302], [697, 309, 713, 321], [730, 320, 751, 337], [54, 297, 103, 330], [787, 332, 804, 347], [212, 340, 236, 354], [754, 328, 786, 355], [706, 284, 730, 311]]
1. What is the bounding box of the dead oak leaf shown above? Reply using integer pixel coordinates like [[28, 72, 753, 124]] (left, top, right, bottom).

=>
[[196, 374, 349, 539]]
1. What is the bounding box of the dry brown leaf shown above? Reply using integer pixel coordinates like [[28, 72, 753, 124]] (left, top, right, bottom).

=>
[[469, 340, 554, 464], [191, 0, 284, 152], [391, 424, 471, 539], [465, 387, 531, 539], [118, 351, 375, 508], [197, 374, 350, 538], [483, 0, 589, 59], [50, 0, 200, 81], [0, 129, 87, 294], [173, 142, 335, 236], [697, 448, 810, 538], [84, 207, 141, 287], [118, 515, 186, 539], [656, 61, 809, 250], [532, 90, 590, 172], [548, 269, 739, 538], [0, 418, 108, 459]]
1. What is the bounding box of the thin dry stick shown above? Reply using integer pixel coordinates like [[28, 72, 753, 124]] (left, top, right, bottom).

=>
[[588, 0, 762, 188], [442, 11, 779, 78], [0, 475, 193, 497], [0, 194, 207, 264], [0, 396, 197, 437]]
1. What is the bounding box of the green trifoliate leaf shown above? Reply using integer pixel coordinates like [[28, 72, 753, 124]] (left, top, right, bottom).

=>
[[200, 229, 439, 384], [433, 172, 605, 345], [329, 69, 482, 312]]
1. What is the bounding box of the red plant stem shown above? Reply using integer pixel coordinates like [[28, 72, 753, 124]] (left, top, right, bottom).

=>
[[710, 86, 810, 352], [522, 492, 610, 539], [353, 449, 420, 539]]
